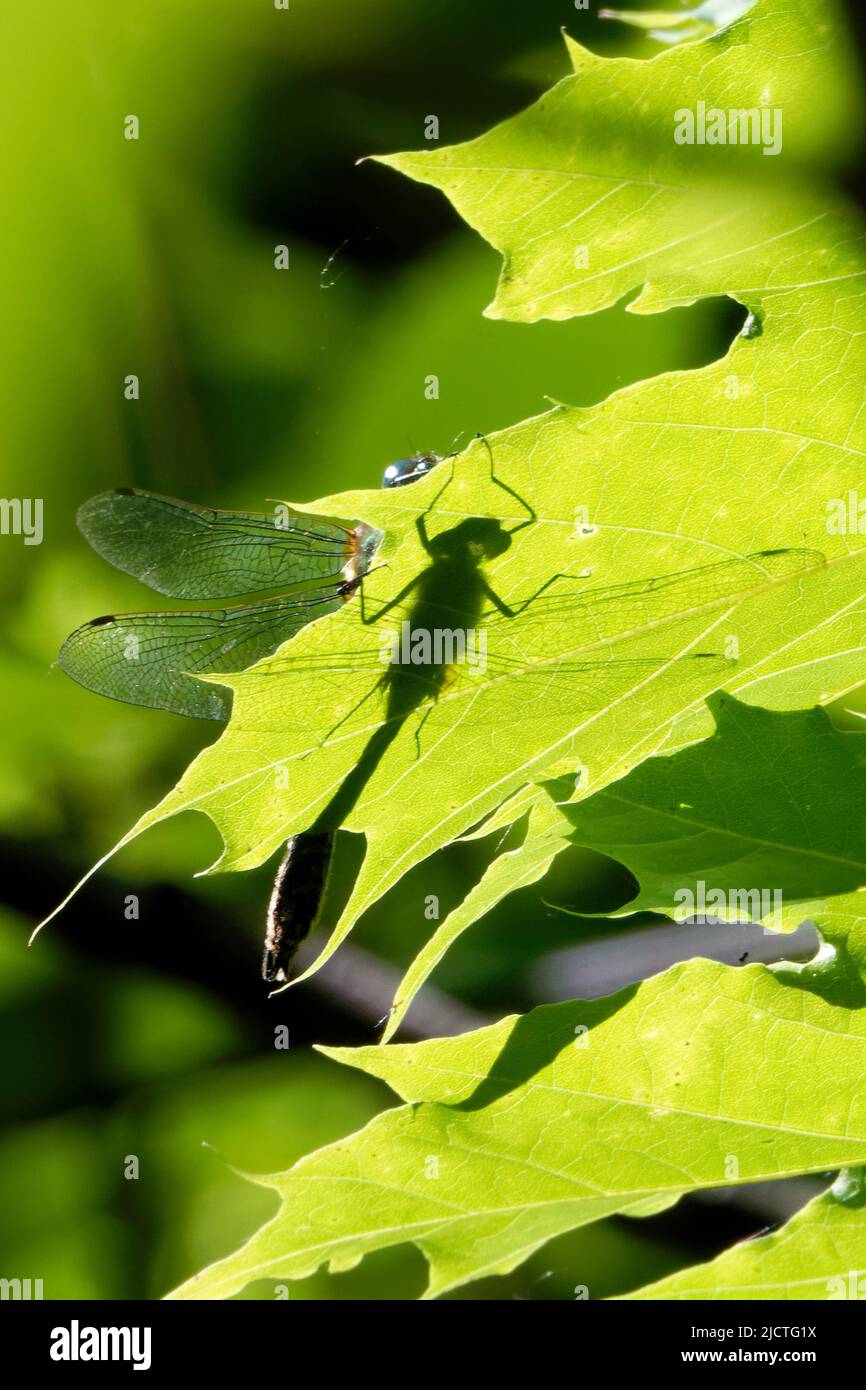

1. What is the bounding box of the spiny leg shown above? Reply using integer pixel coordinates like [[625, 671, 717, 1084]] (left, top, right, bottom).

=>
[[479, 569, 590, 620], [318, 672, 387, 746], [410, 664, 460, 758], [416, 458, 457, 555], [474, 432, 536, 536]]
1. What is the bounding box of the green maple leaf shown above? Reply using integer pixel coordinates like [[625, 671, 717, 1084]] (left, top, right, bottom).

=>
[[166, 938, 866, 1298], [623, 1171, 866, 1300], [552, 697, 866, 930], [385, 695, 866, 1036], [376, 0, 859, 324], [40, 0, 866, 1003], [160, 0, 866, 1303]]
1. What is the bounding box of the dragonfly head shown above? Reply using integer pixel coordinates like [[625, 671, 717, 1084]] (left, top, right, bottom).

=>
[[382, 453, 441, 488]]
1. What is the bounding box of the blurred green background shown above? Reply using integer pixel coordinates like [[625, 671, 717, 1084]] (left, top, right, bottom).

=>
[[1, 0, 864, 1300]]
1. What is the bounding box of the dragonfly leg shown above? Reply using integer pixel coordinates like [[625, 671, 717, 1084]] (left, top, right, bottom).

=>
[[409, 664, 461, 757], [480, 569, 590, 619], [474, 432, 536, 537], [317, 675, 387, 746], [358, 570, 421, 625], [412, 699, 435, 758], [416, 459, 457, 555]]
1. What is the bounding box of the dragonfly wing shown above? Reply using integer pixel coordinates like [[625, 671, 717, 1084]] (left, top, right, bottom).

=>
[[58, 590, 346, 720], [491, 547, 826, 634], [77, 489, 357, 599], [220, 548, 821, 713]]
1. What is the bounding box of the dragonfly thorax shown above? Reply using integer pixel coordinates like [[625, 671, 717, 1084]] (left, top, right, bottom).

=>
[[430, 516, 512, 565], [340, 521, 382, 593]]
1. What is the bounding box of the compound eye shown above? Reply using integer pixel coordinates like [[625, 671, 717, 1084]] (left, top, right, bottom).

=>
[[382, 458, 416, 488], [382, 453, 440, 488]]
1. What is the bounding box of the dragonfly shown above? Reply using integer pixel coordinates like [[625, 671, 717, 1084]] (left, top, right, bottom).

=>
[[57, 484, 387, 983], [60, 454, 440, 720], [57, 461, 453, 981], [57, 460, 819, 985], [60, 486, 382, 721], [262, 453, 444, 979], [56, 454, 449, 981]]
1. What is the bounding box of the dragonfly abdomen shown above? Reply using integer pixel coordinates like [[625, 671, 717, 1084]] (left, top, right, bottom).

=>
[[262, 831, 336, 983]]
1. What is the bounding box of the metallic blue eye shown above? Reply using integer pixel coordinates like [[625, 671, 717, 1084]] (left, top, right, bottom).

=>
[[381, 454, 441, 488]]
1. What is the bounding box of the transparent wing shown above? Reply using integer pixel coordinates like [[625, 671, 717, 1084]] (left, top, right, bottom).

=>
[[485, 546, 825, 659], [258, 647, 735, 711], [366, 546, 824, 641], [254, 546, 823, 727], [339, 545, 823, 667], [58, 545, 822, 723], [57, 588, 347, 720], [77, 489, 356, 599]]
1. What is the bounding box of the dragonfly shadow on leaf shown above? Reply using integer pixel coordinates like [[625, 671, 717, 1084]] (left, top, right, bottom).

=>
[[51, 470, 826, 989], [263, 449, 589, 982], [269, 527, 827, 987], [304, 447, 573, 827]]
